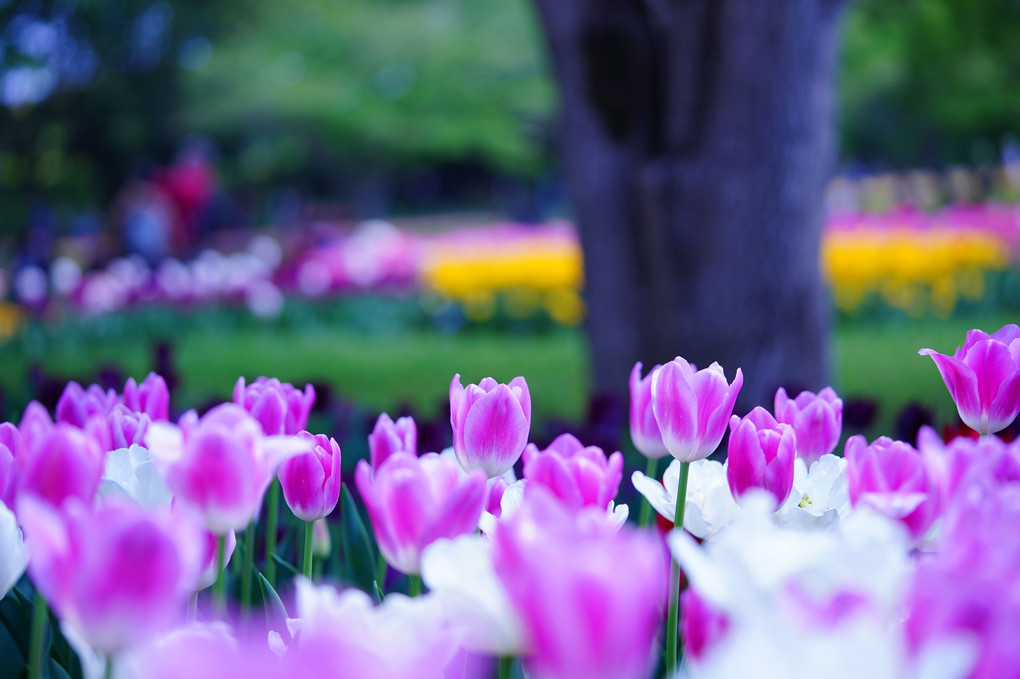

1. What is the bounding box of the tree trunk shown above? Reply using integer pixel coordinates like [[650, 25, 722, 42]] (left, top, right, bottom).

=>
[[533, 0, 846, 410]]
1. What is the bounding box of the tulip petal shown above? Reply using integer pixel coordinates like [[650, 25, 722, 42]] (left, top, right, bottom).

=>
[[919, 349, 982, 431], [462, 385, 529, 477]]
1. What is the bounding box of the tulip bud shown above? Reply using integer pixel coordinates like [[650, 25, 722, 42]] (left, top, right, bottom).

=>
[[368, 413, 417, 469], [449, 374, 531, 478], [278, 432, 342, 522], [919, 324, 1020, 435], [123, 373, 171, 421], [355, 452, 486, 575], [522, 433, 624, 512], [629, 362, 668, 459], [651, 358, 743, 463], [56, 381, 118, 429], [774, 387, 843, 464], [726, 408, 796, 510], [234, 376, 316, 436]]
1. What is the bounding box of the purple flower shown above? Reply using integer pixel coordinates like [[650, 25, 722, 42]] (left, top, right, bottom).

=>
[[279, 432, 342, 522], [55, 381, 118, 429], [234, 376, 316, 436], [368, 413, 417, 469], [629, 362, 668, 459], [651, 358, 743, 462], [725, 407, 796, 510], [450, 374, 531, 478], [774, 386, 843, 463], [521, 434, 624, 512]]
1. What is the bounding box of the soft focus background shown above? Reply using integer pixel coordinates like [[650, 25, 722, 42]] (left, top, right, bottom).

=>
[[1, 0, 1018, 461]]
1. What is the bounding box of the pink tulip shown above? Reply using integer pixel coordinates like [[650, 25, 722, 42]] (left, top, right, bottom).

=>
[[917, 428, 1020, 505], [368, 413, 417, 469], [651, 358, 743, 462], [106, 404, 151, 450], [491, 488, 667, 679], [123, 373, 170, 421], [55, 381, 118, 429], [18, 496, 202, 654], [485, 476, 510, 517], [774, 386, 843, 463], [845, 435, 940, 541], [725, 407, 796, 510], [450, 374, 531, 478], [17, 422, 104, 509], [681, 588, 729, 662], [0, 423, 19, 507], [521, 434, 624, 512], [629, 363, 668, 459], [919, 324, 1020, 434], [355, 452, 486, 574], [234, 376, 316, 436], [279, 432, 342, 522], [18, 401, 54, 452], [148, 404, 310, 534], [197, 528, 236, 590]]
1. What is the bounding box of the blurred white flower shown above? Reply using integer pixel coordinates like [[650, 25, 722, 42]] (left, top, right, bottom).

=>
[[0, 500, 28, 599], [632, 458, 738, 538]]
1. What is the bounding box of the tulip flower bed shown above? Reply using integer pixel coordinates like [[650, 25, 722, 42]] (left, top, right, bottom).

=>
[[1, 322, 1019, 679]]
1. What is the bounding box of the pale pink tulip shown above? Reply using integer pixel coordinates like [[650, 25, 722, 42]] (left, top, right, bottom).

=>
[[629, 362, 668, 459], [234, 376, 316, 436], [651, 358, 743, 462], [450, 374, 531, 477], [17, 422, 104, 509], [368, 413, 417, 469], [774, 386, 843, 463], [123, 373, 170, 421], [55, 381, 117, 429], [521, 434, 624, 512]]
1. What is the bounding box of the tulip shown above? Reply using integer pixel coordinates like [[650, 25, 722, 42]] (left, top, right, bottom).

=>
[[146, 404, 309, 534], [98, 444, 173, 510], [17, 423, 104, 509], [774, 387, 843, 463], [55, 381, 118, 429], [279, 433, 342, 522], [919, 324, 1020, 434], [651, 357, 743, 463], [521, 434, 624, 512], [491, 488, 667, 679], [485, 477, 510, 518], [369, 413, 417, 469], [449, 374, 531, 478], [844, 435, 940, 541], [680, 589, 729, 662], [106, 404, 151, 451], [0, 423, 18, 508], [122, 373, 171, 421], [18, 496, 203, 655], [726, 407, 796, 510], [196, 528, 236, 591], [234, 376, 316, 436], [629, 362, 668, 459], [355, 452, 486, 575]]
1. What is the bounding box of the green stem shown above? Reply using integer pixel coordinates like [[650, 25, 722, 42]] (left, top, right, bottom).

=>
[[375, 551, 387, 596], [638, 456, 660, 527], [265, 479, 280, 587], [498, 655, 513, 679], [666, 461, 691, 678], [408, 574, 422, 597], [104, 655, 114, 679], [302, 521, 314, 579], [242, 522, 254, 608], [28, 593, 48, 679], [213, 534, 227, 609]]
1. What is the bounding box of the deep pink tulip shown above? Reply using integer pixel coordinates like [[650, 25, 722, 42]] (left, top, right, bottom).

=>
[[485, 476, 510, 517], [774, 386, 843, 463], [0, 423, 19, 507], [450, 374, 531, 478], [844, 435, 940, 541], [521, 434, 624, 512], [629, 363, 668, 459], [919, 324, 1020, 434], [234, 376, 316, 436], [279, 432, 342, 522], [355, 452, 486, 574], [123, 373, 170, 421], [368, 413, 417, 469], [106, 404, 151, 451], [17, 423, 104, 509], [18, 496, 203, 655], [651, 358, 743, 462], [918, 428, 1020, 504], [148, 404, 310, 533], [55, 381, 118, 429], [680, 588, 730, 662], [491, 489, 667, 679], [725, 407, 796, 510]]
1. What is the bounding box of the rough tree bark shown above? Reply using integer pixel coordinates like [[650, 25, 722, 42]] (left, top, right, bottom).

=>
[[532, 0, 846, 409]]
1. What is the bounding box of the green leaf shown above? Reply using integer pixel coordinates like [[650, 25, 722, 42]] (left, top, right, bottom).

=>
[[339, 483, 377, 592], [257, 572, 290, 640], [271, 553, 301, 579]]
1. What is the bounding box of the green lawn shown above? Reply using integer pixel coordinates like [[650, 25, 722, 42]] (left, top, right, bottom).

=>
[[1, 309, 1016, 435]]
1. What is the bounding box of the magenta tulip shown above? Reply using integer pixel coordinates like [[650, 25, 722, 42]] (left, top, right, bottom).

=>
[[279, 432, 342, 522], [629, 362, 668, 459], [651, 358, 743, 462], [450, 374, 531, 478], [919, 324, 1020, 434], [680, 589, 730, 662], [55, 381, 118, 429], [774, 386, 843, 463], [17, 422, 104, 509], [197, 527, 236, 590], [845, 435, 940, 541], [18, 496, 203, 654], [491, 489, 667, 679], [234, 376, 316, 436], [726, 407, 796, 509], [122, 373, 170, 421], [355, 452, 486, 574], [521, 434, 624, 512], [148, 404, 310, 533], [106, 404, 152, 451], [368, 413, 417, 469]]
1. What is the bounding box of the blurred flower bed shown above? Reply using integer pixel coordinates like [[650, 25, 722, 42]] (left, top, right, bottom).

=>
[[1, 204, 1018, 341]]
